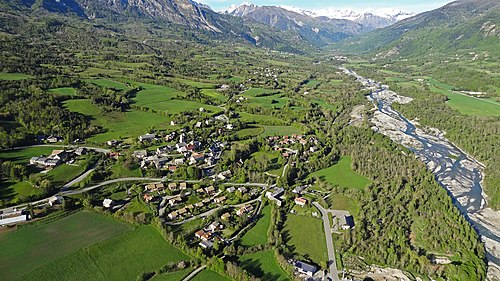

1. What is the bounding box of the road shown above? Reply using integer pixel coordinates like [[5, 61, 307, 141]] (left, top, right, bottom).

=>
[[62, 168, 95, 189], [5, 144, 111, 154], [182, 265, 206, 281], [313, 202, 340, 281]]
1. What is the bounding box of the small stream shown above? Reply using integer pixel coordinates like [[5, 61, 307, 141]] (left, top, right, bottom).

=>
[[341, 68, 500, 271]]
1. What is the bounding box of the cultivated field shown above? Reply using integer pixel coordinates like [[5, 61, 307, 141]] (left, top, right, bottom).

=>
[[240, 204, 271, 246], [0, 211, 131, 281], [19, 225, 188, 281], [191, 269, 231, 281], [284, 214, 327, 267], [63, 99, 170, 143], [311, 156, 371, 190], [238, 250, 290, 281]]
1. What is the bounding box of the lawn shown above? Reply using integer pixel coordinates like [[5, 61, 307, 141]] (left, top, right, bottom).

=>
[[240, 204, 271, 246], [0, 180, 43, 205], [133, 91, 222, 115], [191, 269, 231, 281], [311, 156, 371, 190], [64, 99, 170, 143], [326, 194, 360, 217], [132, 83, 185, 104], [233, 126, 265, 139], [19, 225, 188, 281], [110, 162, 142, 178], [238, 250, 290, 281], [236, 112, 286, 125], [305, 80, 321, 87], [247, 94, 289, 109], [43, 164, 85, 186], [429, 85, 500, 117], [48, 87, 78, 96], [150, 268, 193, 281], [284, 214, 327, 266], [242, 88, 276, 97], [0, 211, 131, 281], [201, 89, 229, 102], [260, 125, 302, 137], [86, 78, 130, 91], [173, 78, 215, 89], [0, 73, 34, 80], [125, 197, 153, 214], [0, 146, 59, 164]]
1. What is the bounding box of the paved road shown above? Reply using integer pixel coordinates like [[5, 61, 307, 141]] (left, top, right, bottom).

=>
[[5, 144, 111, 154], [313, 202, 340, 281], [62, 168, 95, 189], [166, 195, 263, 226], [182, 265, 206, 281]]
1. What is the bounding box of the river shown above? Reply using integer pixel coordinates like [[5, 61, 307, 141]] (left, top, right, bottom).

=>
[[341, 67, 500, 280]]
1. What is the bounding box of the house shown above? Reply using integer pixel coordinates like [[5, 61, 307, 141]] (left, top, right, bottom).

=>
[[185, 204, 195, 211], [179, 182, 188, 190], [168, 211, 178, 220], [145, 183, 157, 192], [195, 202, 204, 208], [196, 188, 205, 194], [202, 198, 211, 204], [341, 215, 355, 230], [177, 208, 187, 216], [217, 170, 232, 180], [221, 212, 231, 221], [174, 158, 185, 165], [189, 153, 205, 165], [199, 240, 214, 249], [168, 182, 178, 191], [168, 165, 177, 172], [213, 196, 226, 204], [75, 147, 87, 156], [108, 152, 120, 159], [271, 187, 285, 199], [292, 185, 307, 194], [195, 230, 212, 241], [46, 135, 62, 143], [107, 140, 118, 146], [143, 194, 153, 203], [48, 195, 63, 206], [0, 213, 30, 226], [209, 221, 223, 232], [139, 133, 155, 142], [204, 186, 216, 195], [168, 196, 183, 207], [51, 150, 68, 161], [236, 205, 253, 216], [226, 186, 236, 193], [133, 150, 147, 159], [293, 260, 317, 277], [294, 197, 308, 207], [103, 198, 113, 208], [237, 187, 247, 193]]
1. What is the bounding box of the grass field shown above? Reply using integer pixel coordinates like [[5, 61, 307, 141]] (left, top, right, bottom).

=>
[[19, 224, 188, 281], [0, 146, 59, 164], [233, 126, 264, 139], [426, 78, 500, 116], [260, 125, 302, 137], [64, 99, 170, 142], [150, 269, 193, 281], [86, 78, 131, 91], [134, 97, 221, 115], [0, 73, 34, 80], [284, 214, 327, 266], [43, 164, 85, 186], [248, 94, 289, 109], [125, 197, 153, 214], [0, 211, 131, 281], [48, 87, 78, 96], [0, 180, 42, 205], [173, 78, 215, 89], [201, 89, 229, 102], [237, 112, 286, 125], [305, 80, 321, 87], [240, 204, 271, 246], [238, 250, 289, 281], [191, 269, 231, 281], [132, 83, 184, 104], [242, 88, 276, 97], [311, 157, 371, 190], [110, 162, 142, 178], [326, 194, 360, 217]]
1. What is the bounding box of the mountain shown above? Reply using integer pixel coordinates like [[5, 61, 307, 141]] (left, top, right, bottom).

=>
[[336, 0, 500, 58], [278, 6, 415, 29], [224, 4, 368, 46]]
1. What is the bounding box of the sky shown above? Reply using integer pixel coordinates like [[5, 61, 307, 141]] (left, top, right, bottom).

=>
[[198, 0, 452, 13]]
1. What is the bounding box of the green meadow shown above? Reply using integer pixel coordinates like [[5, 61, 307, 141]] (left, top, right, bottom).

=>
[[240, 204, 272, 246], [48, 87, 78, 96], [238, 250, 290, 281], [0, 73, 34, 80], [284, 214, 327, 267], [311, 156, 371, 190]]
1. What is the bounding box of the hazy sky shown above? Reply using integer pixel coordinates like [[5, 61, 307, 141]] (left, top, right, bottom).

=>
[[198, 0, 452, 12]]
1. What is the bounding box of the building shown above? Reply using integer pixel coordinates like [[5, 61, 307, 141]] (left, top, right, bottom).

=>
[[294, 197, 308, 207], [292, 185, 307, 195], [168, 182, 178, 191], [133, 150, 147, 159], [236, 205, 253, 216], [0, 213, 30, 226], [204, 186, 216, 195], [195, 230, 212, 241], [143, 194, 153, 203], [139, 133, 155, 142], [179, 182, 188, 190], [237, 187, 247, 193], [48, 195, 63, 206], [199, 240, 214, 249], [168, 211, 178, 220], [209, 221, 223, 232], [213, 196, 226, 204], [293, 260, 317, 277], [75, 147, 87, 156], [221, 212, 231, 221], [103, 198, 113, 208]]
